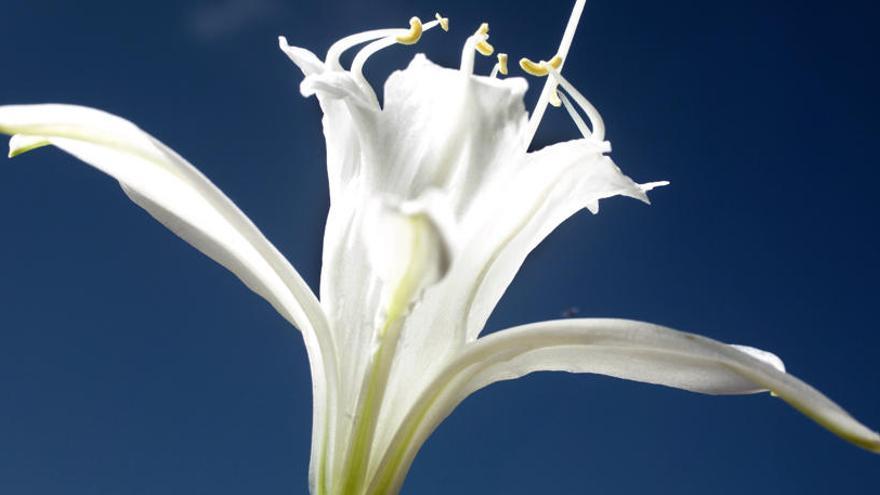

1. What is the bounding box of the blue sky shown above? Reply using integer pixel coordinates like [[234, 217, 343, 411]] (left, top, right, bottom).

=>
[[1, 0, 877, 493]]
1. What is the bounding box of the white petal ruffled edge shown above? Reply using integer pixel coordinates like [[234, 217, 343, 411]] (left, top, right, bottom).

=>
[[462, 141, 667, 342], [366, 318, 879, 494], [0, 103, 340, 493]]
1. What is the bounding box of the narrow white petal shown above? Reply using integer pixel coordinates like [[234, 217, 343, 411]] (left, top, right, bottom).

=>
[[731, 344, 786, 372], [278, 36, 325, 76], [462, 141, 660, 341], [279, 39, 379, 205], [1, 104, 325, 335], [300, 71, 372, 105], [0, 104, 341, 491], [368, 319, 879, 494], [458, 320, 789, 395], [8, 134, 50, 157]]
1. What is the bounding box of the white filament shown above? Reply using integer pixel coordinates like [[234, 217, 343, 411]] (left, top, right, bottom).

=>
[[557, 92, 591, 138], [345, 19, 443, 108], [351, 20, 442, 80], [546, 64, 605, 142], [326, 29, 408, 71], [523, 0, 588, 151], [459, 33, 486, 75]]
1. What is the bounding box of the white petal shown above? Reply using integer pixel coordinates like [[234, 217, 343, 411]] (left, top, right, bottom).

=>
[[300, 71, 373, 106], [8, 134, 50, 157], [732, 344, 786, 372], [370, 141, 664, 465], [278, 36, 325, 76], [367, 319, 879, 494], [376, 54, 529, 210], [0, 104, 341, 491], [363, 199, 451, 311], [1, 104, 323, 333], [279, 40, 378, 203], [460, 320, 789, 394], [461, 141, 661, 340]]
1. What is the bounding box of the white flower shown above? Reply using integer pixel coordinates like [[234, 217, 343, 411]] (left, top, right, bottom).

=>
[[1, 2, 877, 494]]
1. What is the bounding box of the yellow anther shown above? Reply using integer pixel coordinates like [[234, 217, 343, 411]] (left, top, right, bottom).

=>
[[519, 57, 545, 76], [435, 13, 449, 32], [497, 53, 509, 75], [476, 39, 495, 56], [518, 54, 564, 76], [549, 90, 562, 107], [473, 22, 493, 56], [396, 16, 424, 45]]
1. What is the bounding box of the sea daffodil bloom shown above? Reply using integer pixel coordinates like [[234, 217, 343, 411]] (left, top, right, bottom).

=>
[[1, 2, 877, 494]]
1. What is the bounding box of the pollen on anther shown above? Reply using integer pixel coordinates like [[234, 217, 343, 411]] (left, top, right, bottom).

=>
[[435, 13, 449, 32], [474, 22, 494, 56], [396, 16, 424, 45], [519, 54, 563, 76], [497, 53, 509, 75], [476, 40, 495, 56]]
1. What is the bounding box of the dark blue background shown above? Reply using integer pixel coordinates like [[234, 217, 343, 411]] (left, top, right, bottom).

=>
[[1, 0, 877, 493]]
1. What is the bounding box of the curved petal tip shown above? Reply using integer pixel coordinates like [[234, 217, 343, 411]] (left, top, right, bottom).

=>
[[731, 344, 786, 373], [641, 180, 670, 192], [278, 36, 324, 77], [8, 134, 51, 158]]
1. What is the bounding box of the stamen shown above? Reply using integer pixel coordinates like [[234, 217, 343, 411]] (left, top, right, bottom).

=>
[[351, 18, 443, 80], [474, 23, 494, 56], [523, 0, 587, 151], [475, 40, 495, 56], [396, 17, 424, 45], [518, 55, 562, 76], [435, 13, 449, 32], [519, 55, 563, 106], [349, 17, 446, 105], [545, 63, 606, 142], [326, 29, 408, 71], [497, 53, 509, 75], [558, 92, 591, 138], [460, 31, 484, 74], [490, 53, 509, 78], [325, 15, 446, 70]]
